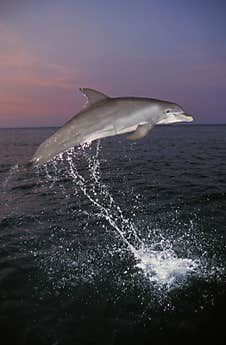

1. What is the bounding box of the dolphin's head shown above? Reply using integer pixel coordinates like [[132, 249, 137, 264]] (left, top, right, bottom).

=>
[[160, 102, 193, 124]]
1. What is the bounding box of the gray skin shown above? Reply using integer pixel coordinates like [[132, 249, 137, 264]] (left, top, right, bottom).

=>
[[31, 88, 193, 166]]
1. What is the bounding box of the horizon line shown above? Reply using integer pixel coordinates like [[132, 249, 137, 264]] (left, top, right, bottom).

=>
[[0, 123, 226, 129]]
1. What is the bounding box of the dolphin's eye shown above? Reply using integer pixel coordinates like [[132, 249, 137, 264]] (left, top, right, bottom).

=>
[[166, 110, 171, 113]]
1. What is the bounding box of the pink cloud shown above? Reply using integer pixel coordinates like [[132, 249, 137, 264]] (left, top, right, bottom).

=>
[[0, 23, 86, 125]]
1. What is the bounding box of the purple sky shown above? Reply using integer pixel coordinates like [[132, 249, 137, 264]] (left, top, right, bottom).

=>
[[0, 0, 226, 127]]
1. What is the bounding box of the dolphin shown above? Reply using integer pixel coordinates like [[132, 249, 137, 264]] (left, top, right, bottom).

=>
[[31, 88, 193, 166]]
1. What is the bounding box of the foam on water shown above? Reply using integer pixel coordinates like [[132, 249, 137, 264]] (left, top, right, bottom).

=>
[[135, 247, 200, 287]]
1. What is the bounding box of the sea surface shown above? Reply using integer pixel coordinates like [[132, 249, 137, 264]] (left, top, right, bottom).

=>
[[0, 125, 226, 345]]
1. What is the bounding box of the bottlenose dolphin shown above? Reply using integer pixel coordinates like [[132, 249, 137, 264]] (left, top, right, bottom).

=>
[[31, 88, 193, 165]]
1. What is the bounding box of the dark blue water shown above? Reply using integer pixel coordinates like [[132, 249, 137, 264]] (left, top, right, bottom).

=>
[[0, 125, 226, 345]]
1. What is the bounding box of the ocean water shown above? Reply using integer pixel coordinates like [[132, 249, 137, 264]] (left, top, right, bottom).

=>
[[0, 125, 226, 345]]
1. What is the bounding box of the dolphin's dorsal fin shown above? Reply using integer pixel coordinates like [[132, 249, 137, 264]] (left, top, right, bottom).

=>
[[79, 88, 109, 106]]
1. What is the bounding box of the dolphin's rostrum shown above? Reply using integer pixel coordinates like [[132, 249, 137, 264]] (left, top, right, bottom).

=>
[[31, 88, 193, 165]]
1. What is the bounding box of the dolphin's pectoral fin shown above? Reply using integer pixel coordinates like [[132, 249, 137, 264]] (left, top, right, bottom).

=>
[[127, 123, 154, 140], [79, 87, 109, 107]]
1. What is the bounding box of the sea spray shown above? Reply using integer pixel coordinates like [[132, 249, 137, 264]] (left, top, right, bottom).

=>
[[38, 143, 205, 290]]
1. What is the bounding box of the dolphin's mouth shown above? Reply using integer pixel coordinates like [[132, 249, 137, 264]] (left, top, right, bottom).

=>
[[181, 114, 193, 122]]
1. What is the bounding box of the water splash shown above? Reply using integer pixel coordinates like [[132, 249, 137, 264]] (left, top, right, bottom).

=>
[[39, 143, 208, 290], [136, 246, 200, 287]]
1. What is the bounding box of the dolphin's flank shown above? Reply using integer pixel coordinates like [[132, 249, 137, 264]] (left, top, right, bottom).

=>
[[31, 88, 193, 166]]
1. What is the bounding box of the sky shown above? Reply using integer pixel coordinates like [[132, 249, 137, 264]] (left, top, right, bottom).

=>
[[0, 0, 226, 127]]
